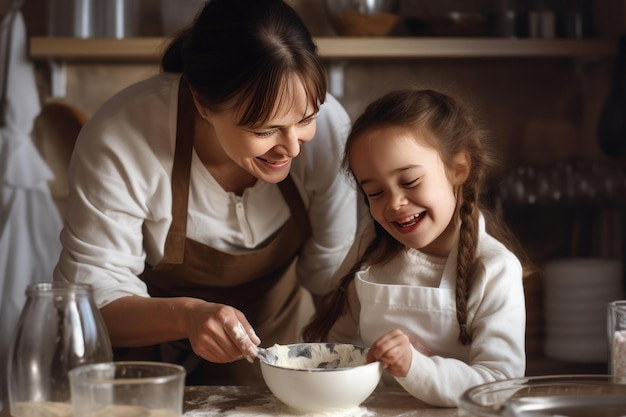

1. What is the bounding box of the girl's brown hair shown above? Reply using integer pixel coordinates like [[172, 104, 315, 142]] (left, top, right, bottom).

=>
[[303, 89, 533, 345], [161, 0, 327, 128]]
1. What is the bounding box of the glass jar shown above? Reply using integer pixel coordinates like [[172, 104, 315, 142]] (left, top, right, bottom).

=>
[[7, 282, 112, 417], [608, 300, 626, 376]]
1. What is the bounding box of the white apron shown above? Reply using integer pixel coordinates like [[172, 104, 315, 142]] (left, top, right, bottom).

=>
[[355, 250, 471, 370]]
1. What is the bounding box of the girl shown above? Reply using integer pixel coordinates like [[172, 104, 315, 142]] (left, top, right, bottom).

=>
[[303, 89, 532, 407]]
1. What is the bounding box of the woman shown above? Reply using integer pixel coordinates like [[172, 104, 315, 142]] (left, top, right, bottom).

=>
[[54, 0, 357, 385]]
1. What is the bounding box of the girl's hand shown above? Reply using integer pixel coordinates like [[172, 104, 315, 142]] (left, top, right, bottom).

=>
[[183, 300, 261, 363], [366, 329, 414, 377]]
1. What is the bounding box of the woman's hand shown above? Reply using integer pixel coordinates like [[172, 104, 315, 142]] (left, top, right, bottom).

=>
[[101, 296, 261, 363], [183, 299, 261, 363], [366, 329, 415, 377]]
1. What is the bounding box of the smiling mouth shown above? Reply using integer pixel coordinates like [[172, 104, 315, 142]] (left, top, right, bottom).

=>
[[257, 157, 290, 166], [394, 211, 426, 228]]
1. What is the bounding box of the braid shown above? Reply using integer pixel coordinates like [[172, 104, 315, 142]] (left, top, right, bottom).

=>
[[302, 235, 378, 342], [301, 259, 364, 342], [455, 181, 480, 345], [302, 223, 401, 342]]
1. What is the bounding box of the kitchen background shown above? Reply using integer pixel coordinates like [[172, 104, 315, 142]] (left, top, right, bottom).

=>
[[5, 0, 626, 375]]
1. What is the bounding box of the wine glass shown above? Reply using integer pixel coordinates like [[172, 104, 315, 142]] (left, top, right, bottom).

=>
[[6, 282, 112, 417]]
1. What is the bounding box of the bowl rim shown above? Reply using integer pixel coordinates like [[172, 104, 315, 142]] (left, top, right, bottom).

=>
[[259, 342, 381, 372], [458, 374, 626, 417]]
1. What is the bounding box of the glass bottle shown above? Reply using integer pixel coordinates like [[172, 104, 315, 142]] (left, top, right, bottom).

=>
[[7, 282, 112, 417]]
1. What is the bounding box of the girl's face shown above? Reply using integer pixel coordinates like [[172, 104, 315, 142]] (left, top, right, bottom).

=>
[[349, 126, 466, 257], [197, 75, 318, 184]]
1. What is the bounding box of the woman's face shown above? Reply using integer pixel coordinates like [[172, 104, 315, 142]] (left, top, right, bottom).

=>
[[349, 126, 465, 257], [198, 75, 318, 184]]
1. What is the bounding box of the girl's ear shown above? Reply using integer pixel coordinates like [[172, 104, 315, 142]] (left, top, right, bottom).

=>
[[452, 151, 471, 185]]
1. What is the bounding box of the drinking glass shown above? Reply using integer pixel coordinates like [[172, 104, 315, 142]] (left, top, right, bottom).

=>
[[7, 282, 113, 416], [608, 300, 626, 376], [69, 361, 185, 417]]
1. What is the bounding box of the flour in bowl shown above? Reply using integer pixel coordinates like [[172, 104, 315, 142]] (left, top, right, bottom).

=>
[[265, 343, 368, 370]]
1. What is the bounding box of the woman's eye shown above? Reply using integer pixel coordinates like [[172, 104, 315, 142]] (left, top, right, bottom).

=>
[[254, 130, 275, 138], [298, 116, 316, 127]]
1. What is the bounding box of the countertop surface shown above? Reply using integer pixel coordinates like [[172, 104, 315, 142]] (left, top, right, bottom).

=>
[[183, 385, 458, 417]]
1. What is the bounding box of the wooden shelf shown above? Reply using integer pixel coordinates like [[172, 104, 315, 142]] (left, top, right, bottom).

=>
[[316, 37, 617, 58], [30, 37, 169, 61], [30, 37, 617, 61]]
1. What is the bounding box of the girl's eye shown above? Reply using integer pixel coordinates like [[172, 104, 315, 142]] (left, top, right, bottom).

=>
[[403, 178, 419, 187], [366, 190, 383, 198]]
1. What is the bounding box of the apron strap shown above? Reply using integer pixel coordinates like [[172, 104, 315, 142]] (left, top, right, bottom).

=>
[[277, 175, 312, 240], [160, 76, 194, 264]]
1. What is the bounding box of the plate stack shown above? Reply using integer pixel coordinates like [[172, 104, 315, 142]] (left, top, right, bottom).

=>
[[543, 258, 624, 363]]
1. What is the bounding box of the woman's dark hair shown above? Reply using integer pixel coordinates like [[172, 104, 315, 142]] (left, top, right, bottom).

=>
[[303, 89, 534, 345], [161, 0, 327, 128]]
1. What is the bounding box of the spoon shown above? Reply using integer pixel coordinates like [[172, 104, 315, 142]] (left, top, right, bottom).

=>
[[256, 347, 278, 363]]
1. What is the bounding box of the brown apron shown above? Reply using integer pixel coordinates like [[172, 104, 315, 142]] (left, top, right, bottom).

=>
[[114, 76, 312, 386]]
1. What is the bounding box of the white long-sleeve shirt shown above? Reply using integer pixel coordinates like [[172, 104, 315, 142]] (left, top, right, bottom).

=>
[[329, 217, 526, 407], [54, 72, 357, 307]]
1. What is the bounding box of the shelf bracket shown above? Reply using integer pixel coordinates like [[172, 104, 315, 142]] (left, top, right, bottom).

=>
[[328, 60, 346, 98], [49, 58, 66, 98]]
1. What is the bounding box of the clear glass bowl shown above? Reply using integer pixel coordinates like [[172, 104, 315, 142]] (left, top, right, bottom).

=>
[[458, 375, 626, 417], [325, 0, 399, 37]]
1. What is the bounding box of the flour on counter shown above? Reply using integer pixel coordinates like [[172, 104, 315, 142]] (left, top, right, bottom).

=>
[[85, 405, 178, 417], [184, 392, 373, 417]]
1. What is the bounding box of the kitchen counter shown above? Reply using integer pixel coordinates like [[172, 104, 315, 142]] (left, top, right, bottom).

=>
[[183, 385, 457, 416]]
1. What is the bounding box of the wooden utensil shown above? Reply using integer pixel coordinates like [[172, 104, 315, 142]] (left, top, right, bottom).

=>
[[31, 101, 87, 214]]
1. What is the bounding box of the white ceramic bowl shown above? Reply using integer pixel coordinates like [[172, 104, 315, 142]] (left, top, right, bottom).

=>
[[259, 343, 383, 413]]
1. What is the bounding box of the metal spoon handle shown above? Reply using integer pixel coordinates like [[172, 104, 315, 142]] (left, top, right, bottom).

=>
[[256, 347, 278, 363]]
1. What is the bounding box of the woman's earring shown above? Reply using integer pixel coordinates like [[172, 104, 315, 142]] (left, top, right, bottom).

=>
[[191, 93, 209, 121], [197, 109, 211, 122]]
